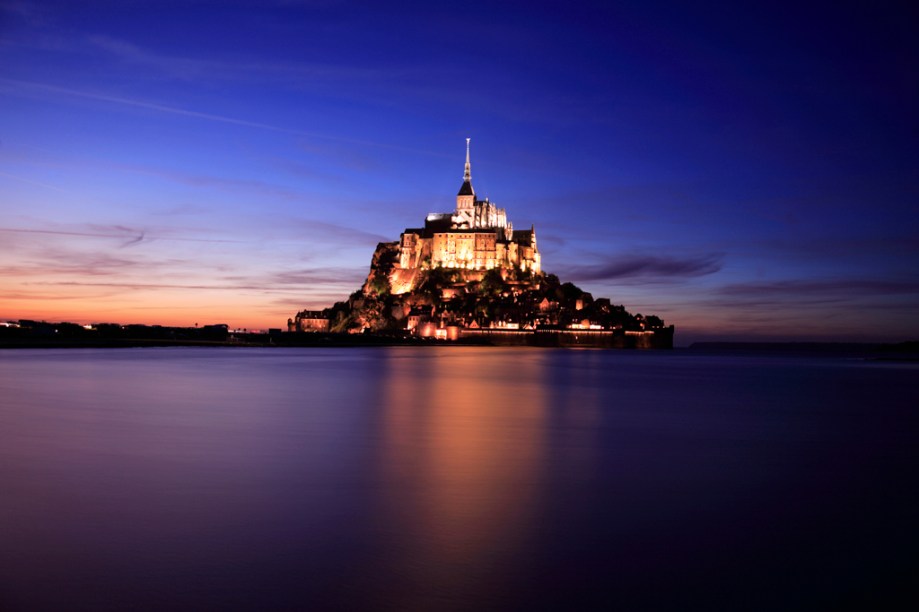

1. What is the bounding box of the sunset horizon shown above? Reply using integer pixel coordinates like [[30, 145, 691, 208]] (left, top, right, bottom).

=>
[[2, 2, 916, 344]]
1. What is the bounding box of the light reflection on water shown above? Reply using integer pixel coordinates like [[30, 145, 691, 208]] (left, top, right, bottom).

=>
[[0, 347, 916, 610], [375, 350, 549, 608]]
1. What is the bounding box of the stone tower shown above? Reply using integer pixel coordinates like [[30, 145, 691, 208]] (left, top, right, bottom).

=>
[[455, 138, 475, 228]]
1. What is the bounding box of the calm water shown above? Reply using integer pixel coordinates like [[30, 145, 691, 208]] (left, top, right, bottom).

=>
[[1, 347, 916, 610]]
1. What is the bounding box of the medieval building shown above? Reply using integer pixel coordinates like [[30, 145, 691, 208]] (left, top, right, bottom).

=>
[[287, 139, 672, 346], [394, 139, 540, 286]]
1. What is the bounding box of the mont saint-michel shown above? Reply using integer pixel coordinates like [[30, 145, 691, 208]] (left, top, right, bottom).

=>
[[290, 140, 674, 348]]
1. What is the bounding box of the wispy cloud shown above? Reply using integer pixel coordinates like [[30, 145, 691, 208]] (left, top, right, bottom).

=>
[[565, 253, 724, 283], [150, 203, 212, 217], [0, 248, 182, 278], [0, 77, 307, 134], [29, 270, 363, 295], [120, 231, 145, 247], [272, 267, 366, 287], [84, 33, 403, 87], [0, 170, 67, 192], [1, 290, 111, 302], [35, 281, 277, 291], [86, 35, 217, 82], [0, 77, 447, 157], [290, 219, 391, 245], [117, 163, 313, 202], [537, 234, 566, 248], [714, 279, 919, 303], [0, 226, 244, 244]]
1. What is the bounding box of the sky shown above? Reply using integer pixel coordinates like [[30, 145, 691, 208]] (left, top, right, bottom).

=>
[[1, 0, 917, 344]]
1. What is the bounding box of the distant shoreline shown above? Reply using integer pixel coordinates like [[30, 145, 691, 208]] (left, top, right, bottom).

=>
[[0, 323, 675, 350], [0, 333, 487, 350], [1, 335, 916, 358]]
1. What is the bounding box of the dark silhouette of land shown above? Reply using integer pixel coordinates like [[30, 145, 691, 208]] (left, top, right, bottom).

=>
[[2, 319, 916, 359], [0, 320, 484, 348]]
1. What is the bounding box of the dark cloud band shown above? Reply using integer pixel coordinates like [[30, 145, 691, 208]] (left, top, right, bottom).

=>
[[564, 253, 723, 282]]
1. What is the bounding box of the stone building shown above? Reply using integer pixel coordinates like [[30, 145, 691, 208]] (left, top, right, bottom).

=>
[[288, 311, 329, 332], [394, 139, 540, 288]]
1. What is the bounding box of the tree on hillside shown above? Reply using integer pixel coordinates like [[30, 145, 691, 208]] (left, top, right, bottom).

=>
[[478, 268, 503, 298]]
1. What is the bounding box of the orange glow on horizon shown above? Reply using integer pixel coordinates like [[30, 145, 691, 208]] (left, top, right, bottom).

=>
[[1, 290, 316, 331]]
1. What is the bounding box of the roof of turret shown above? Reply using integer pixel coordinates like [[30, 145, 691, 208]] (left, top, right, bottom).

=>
[[512, 228, 536, 246]]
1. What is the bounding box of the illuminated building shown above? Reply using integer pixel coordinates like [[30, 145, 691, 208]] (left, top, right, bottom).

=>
[[392, 139, 540, 293]]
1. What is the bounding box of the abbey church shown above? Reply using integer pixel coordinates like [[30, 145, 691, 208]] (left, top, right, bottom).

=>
[[391, 139, 540, 293]]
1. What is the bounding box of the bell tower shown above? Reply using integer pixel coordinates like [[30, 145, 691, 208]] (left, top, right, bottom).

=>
[[455, 138, 475, 227]]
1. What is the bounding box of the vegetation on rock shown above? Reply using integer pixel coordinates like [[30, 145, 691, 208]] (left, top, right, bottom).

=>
[[296, 242, 666, 334]]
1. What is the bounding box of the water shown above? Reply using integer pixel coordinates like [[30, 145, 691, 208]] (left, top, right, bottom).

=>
[[1, 347, 916, 610]]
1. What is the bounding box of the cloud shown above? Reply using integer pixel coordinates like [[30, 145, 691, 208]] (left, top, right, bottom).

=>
[[86, 35, 217, 81], [0, 226, 243, 244], [34, 273, 361, 295], [150, 203, 212, 217], [715, 279, 919, 303], [84, 33, 400, 87], [84, 224, 145, 247], [120, 231, 145, 247], [0, 78, 446, 157], [537, 234, 566, 248], [118, 163, 314, 202], [0, 170, 67, 192], [3, 77, 317, 135], [290, 219, 391, 245], [751, 234, 919, 260], [0, 251, 142, 278], [272, 267, 366, 287], [39, 281, 260, 291], [1, 290, 107, 302], [565, 253, 724, 283]]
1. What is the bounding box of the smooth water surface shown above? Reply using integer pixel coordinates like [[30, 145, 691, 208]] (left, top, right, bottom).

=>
[[1, 347, 916, 610]]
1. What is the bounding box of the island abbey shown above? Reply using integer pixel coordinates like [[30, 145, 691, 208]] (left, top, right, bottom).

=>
[[288, 138, 674, 348], [391, 139, 540, 293]]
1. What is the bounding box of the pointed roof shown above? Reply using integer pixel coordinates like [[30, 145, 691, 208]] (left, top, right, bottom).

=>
[[512, 228, 536, 245], [457, 137, 475, 196]]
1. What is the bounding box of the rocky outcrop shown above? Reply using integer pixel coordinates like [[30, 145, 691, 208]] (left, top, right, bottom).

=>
[[361, 242, 400, 295], [294, 246, 670, 341]]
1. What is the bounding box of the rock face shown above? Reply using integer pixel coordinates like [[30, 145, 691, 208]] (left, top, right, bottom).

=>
[[361, 242, 400, 296], [291, 245, 671, 343]]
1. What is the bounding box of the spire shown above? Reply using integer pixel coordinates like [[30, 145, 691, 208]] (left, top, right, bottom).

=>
[[457, 137, 474, 197]]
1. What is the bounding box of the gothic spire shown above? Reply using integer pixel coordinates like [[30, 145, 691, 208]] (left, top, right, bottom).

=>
[[457, 137, 474, 197]]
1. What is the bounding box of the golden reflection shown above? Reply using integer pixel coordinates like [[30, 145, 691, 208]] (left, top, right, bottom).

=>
[[376, 347, 549, 600]]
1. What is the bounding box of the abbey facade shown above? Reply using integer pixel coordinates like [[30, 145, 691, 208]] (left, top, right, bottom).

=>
[[395, 139, 541, 286]]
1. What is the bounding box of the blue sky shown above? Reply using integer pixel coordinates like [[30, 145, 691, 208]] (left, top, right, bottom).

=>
[[1, 0, 916, 343]]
